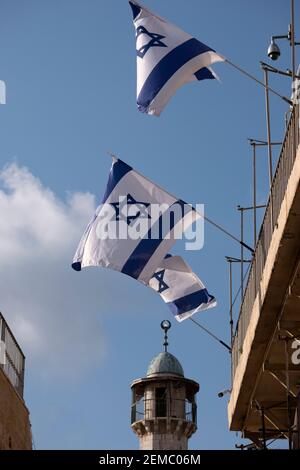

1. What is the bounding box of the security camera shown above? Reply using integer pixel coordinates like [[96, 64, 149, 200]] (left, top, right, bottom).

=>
[[267, 39, 281, 61], [217, 389, 231, 398]]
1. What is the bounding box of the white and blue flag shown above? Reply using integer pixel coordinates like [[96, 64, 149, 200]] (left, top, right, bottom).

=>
[[129, 1, 224, 116], [148, 254, 216, 322], [72, 158, 199, 284]]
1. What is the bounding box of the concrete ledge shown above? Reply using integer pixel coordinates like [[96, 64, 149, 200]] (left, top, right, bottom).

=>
[[228, 144, 300, 430]]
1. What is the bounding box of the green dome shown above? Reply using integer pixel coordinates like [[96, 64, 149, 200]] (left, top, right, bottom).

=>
[[146, 352, 184, 377]]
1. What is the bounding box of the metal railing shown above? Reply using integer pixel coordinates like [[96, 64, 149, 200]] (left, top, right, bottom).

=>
[[131, 398, 197, 425], [0, 313, 25, 397], [232, 103, 300, 380]]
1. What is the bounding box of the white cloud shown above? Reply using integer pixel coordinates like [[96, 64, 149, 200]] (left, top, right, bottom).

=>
[[0, 163, 109, 380], [0, 164, 95, 262]]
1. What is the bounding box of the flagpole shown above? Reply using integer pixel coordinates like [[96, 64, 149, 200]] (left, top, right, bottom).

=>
[[224, 59, 293, 105], [189, 318, 231, 352], [203, 214, 254, 254], [107, 152, 254, 254]]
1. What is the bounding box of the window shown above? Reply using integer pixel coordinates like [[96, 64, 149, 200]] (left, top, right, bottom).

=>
[[155, 387, 167, 417]]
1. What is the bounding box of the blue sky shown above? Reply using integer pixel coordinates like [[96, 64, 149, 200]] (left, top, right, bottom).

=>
[[0, 0, 297, 450]]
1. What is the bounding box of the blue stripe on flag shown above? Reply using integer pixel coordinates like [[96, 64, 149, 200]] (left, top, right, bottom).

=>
[[121, 200, 187, 279], [121, 238, 162, 279], [137, 38, 214, 112], [195, 67, 215, 81], [167, 288, 214, 316], [102, 159, 132, 203], [129, 1, 141, 20], [72, 261, 82, 271]]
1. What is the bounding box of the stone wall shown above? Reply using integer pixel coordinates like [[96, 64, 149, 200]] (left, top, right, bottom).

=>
[[140, 430, 188, 450], [0, 367, 32, 450]]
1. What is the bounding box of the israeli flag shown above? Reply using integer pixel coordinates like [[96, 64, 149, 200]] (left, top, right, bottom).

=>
[[72, 158, 199, 284], [148, 254, 216, 322], [129, 1, 224, 116]]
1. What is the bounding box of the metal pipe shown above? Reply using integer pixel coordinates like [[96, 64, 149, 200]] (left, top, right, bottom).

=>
[[236, 204, 260, 303], [290, 0, 297, 215], [0, 316, 4, 342], [247, 139, 282, 146], [189, 318, 231, 352], [253, 143, 257, 247], [284, 339, 293, 449], [225, 59, 292, 105], [238, 206, 244, 303], [263, 66, 274, 230], [260, 61, 300, 79], [202, 213, 254, 254], [228, 259, 234, 385], [229, 260, 233, 348], [264, 67, 273, 186], [297, 387, 300, 450], [291, 0, 296, 85], [238, 204, 266, 211], [261, 405, 267, 450]]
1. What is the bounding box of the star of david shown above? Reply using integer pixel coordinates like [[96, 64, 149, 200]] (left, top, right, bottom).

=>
[[136, 25, 167, 58], [110, 193, 151, 226], [151, 269, 169, 294]]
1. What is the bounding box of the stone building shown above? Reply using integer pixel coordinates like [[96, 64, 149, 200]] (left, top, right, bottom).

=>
[[0, 312, 32, 450]]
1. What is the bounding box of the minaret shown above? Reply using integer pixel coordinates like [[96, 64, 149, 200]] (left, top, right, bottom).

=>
[[131, 320, 199, 450]]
